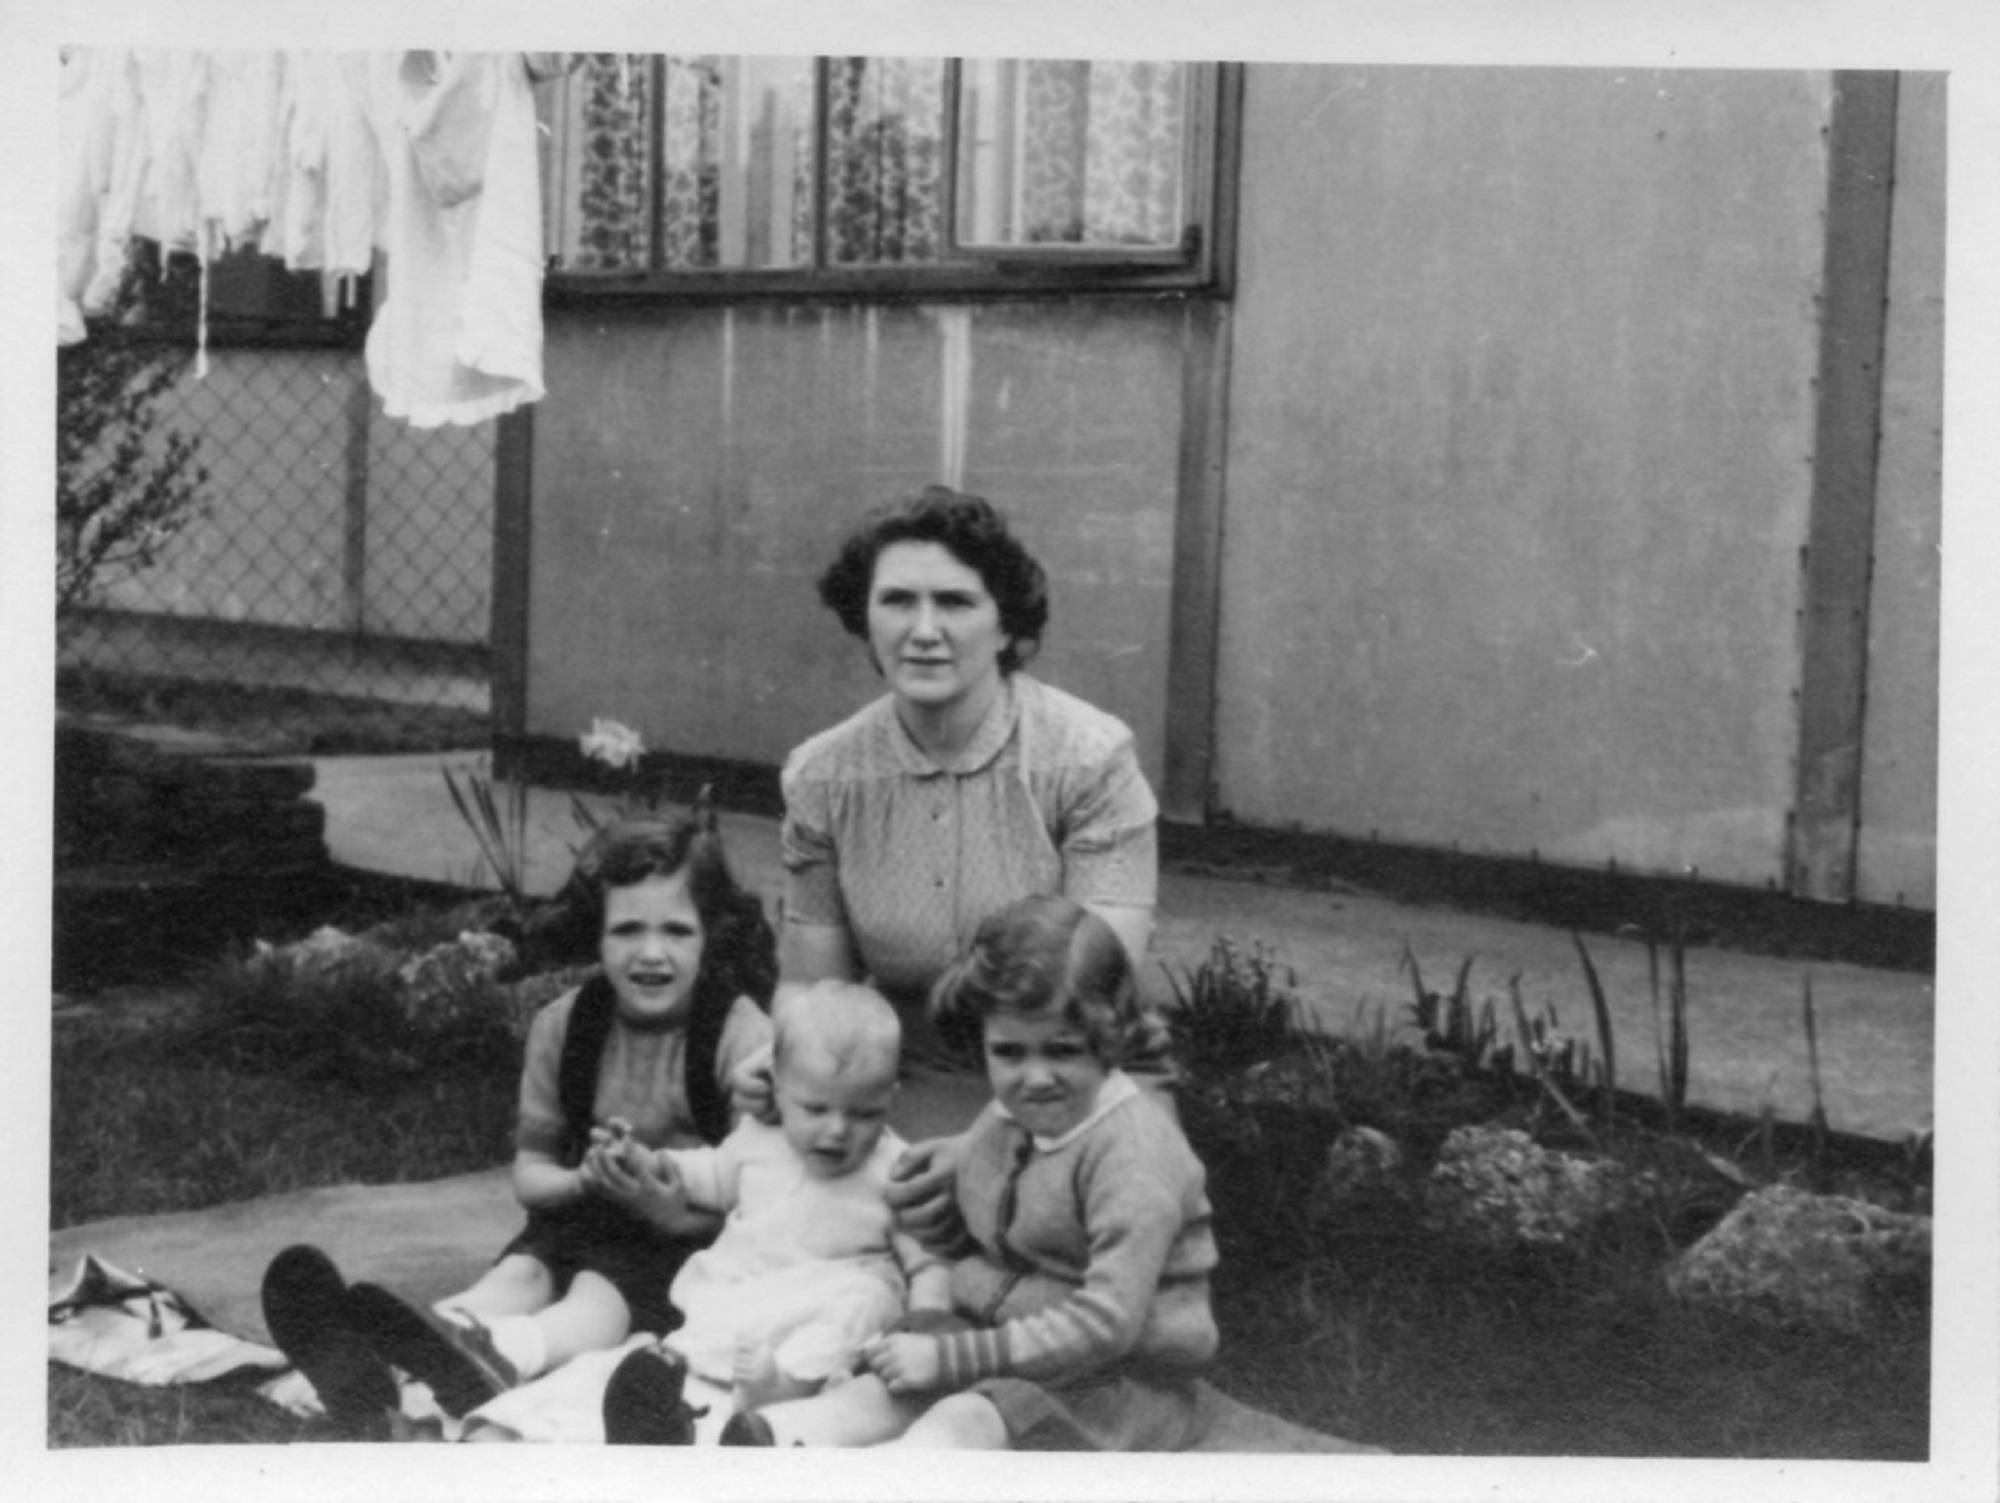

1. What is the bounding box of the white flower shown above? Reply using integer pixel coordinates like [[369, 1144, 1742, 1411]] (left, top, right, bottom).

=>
[[579, 717, 646, 771]]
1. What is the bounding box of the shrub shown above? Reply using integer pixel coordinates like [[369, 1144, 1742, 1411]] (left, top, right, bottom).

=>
[[160, 925, 523, 1085], [57, 262, 208, 624]]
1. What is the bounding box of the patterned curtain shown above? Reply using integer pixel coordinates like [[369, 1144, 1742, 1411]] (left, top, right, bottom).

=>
[[1021, 61, 1183, 246], [657, 57, 722, 268], [822, 58, 945, 264], [552, 55, 1173, 270], [568, 54, 652, 271]]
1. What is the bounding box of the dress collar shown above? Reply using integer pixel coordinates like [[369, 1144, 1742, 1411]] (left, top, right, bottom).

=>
[[887, 674, 1022, 777], [990, 1069, 1140, 1153]]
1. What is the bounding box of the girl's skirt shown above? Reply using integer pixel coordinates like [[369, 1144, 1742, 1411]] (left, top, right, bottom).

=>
[[971, 1363, 1205, 1451]]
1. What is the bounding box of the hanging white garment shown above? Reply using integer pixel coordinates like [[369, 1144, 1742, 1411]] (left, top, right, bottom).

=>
[[131, 50, 210, 256], [195, 50, 284, 252], [323, 52, 383, 278], [76, 48, 149, 322], [277, 50, 332, 269], [58, 48, 117, 344], [364, 50, 544, 428]]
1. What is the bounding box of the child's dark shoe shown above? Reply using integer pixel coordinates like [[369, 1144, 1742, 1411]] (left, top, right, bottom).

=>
[[343, 1283, 517, 1418], [260, 1244, 398, 1440], [603, 1345, 700, 1445], [719, 1409, 777, 1447]]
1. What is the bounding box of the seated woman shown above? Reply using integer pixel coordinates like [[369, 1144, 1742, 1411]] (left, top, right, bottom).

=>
[[732, 484, 1169, 1235]]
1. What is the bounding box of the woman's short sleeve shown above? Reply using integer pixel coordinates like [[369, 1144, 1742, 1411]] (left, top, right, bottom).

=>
[[779, 763, 849, 930], [1058, 738, 1160, 911]]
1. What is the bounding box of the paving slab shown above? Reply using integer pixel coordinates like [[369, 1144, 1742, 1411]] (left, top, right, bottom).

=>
[[309, 754, 1933, 1142]]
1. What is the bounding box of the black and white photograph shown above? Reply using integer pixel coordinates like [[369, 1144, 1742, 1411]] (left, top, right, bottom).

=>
[[15, 2, 1999, 1500]]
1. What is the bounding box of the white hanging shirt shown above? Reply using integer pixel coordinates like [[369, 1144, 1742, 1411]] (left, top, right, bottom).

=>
[[362, 50, 545, 428]]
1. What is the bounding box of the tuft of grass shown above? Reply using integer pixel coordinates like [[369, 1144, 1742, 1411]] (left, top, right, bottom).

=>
[[1801, 974, 1830, 1164], [442, 760, 534, 924], [1648, 937, 1692, 1131], [1165, 936, 1305, 1085], [1570, 932, 1619, 1131], [1207, 1225, 1928, 1458], [1402, 947, 1501, 1071]]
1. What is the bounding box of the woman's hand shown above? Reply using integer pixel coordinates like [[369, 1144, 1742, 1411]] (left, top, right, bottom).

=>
[[886, 1135, 967, 1253], [861, 1333, 943, 1395], [727, 1045, 780, 1126]]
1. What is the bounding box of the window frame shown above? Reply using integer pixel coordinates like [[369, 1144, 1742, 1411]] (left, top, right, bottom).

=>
[[543, 58, 1241, 306]]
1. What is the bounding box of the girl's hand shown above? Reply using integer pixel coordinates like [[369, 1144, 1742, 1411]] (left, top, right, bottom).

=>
[[862, 1333, 943, 1395], [599, 1145, 703, 1234], [587, 1117, 636, 1152]]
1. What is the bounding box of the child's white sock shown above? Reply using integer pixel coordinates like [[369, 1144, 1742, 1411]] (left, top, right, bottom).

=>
[[435, 1305, 549, 1382], [477, 1314, 550, 1382]]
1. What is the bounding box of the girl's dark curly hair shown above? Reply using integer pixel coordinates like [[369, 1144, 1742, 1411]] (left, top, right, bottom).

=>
[[539, 794, 777, 1012], [930, 895, 1165, 1067], [816, 486, 1049, 673]]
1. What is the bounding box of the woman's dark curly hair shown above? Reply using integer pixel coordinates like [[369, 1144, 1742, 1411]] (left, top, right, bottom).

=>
[[539, 795, 777, 1012], [816, 485, 1049, 673], [930, 895, 1166, 1067]]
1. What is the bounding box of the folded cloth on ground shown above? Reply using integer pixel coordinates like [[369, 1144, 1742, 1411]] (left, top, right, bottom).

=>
[[49, 1252, 286, 1386]]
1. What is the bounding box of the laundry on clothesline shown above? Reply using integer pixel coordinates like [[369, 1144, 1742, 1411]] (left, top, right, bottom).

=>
[[58, 47, 549, 429]]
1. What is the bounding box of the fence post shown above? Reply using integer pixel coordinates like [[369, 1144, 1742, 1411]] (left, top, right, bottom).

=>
[[342, 363, 373, 636], [490, 406, 535, 771]]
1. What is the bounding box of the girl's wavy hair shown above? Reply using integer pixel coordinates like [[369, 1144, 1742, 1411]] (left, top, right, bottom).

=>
[[930, 895, 1165, 1067], [816, 485, 1049, 674], [540, 791, 777, 1010]]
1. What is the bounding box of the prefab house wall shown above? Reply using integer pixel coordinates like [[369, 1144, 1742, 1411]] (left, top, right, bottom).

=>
[[521, 301, 1186, 791], [509, 63, 1942, 910]]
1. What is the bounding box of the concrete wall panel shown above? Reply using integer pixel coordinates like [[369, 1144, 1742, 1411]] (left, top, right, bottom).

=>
[[524, 302, 1182, 782], [1215, 66, 1835, 887]]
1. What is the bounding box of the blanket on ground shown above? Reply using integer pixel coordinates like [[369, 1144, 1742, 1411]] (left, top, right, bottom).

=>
[[48, 1070, 1382, 1452]]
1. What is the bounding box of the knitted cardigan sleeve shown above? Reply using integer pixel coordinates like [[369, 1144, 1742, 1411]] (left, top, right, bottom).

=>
[[929, 1111, 1198, 1388]]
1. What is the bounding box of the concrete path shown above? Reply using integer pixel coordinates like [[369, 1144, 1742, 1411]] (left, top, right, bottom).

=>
[[310, 753, 1934, 1142]]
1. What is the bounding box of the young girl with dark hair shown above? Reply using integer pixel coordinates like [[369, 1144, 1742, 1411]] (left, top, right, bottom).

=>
[[259, 803, 776, 1437]]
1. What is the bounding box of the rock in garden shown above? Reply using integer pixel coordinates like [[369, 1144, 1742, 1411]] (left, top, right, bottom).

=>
[[397, 931, 520, 1028], [1424, 1125, 1653, 1252], [1666, 1183, 1930, 1331], [1319, 1126, 1405, 1200]]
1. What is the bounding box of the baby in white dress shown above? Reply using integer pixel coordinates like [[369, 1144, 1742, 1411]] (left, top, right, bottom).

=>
[[634, 979, 950, 1408]]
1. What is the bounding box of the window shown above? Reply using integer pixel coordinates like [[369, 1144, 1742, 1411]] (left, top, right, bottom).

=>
[[539, 56, 1234, 298]]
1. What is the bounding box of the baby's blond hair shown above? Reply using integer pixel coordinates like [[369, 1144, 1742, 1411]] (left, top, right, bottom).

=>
[[772, 979, 902, 1083]]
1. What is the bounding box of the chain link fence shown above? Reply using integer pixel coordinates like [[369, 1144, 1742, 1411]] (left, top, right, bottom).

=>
[[58, 288, 497, 756]]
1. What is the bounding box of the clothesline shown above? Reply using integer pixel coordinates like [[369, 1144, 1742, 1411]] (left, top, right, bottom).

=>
[[59, 48, 565, 429]]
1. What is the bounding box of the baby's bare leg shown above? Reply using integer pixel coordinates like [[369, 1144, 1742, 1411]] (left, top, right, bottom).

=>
[[755, 1372, 923, 1447]]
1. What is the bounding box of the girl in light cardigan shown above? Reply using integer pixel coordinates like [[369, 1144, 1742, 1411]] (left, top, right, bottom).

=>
[[722, 895, 1219, 1450]]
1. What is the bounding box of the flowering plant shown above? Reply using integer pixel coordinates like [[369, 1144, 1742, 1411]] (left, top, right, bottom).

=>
[[572, 716, 664, 838], [579, 717, 646, 772]]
